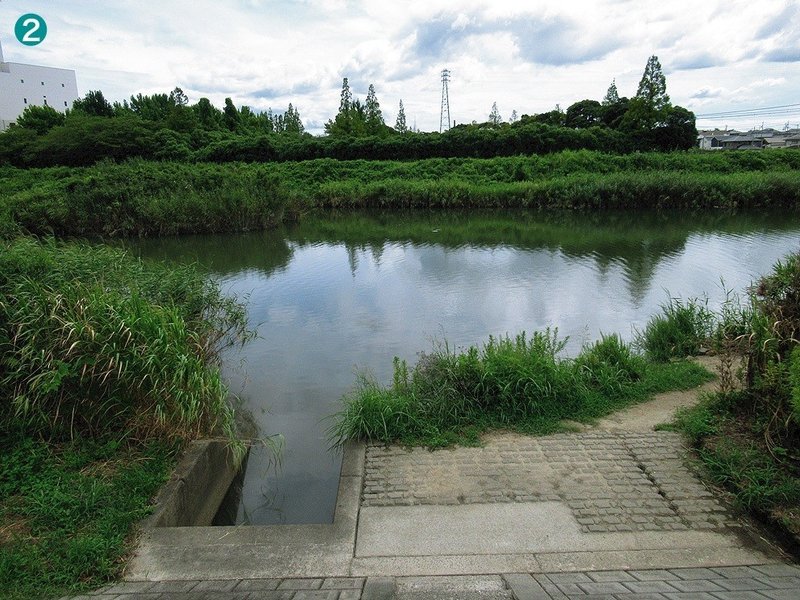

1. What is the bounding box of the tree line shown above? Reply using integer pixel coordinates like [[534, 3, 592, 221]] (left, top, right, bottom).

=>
[[0, 56, 698, 167]]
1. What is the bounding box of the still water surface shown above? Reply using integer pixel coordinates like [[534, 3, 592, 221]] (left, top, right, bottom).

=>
[[132, 210, 800, 525]]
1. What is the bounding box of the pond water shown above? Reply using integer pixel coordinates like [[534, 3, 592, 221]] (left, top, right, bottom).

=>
[[131, 210, 800, 525]]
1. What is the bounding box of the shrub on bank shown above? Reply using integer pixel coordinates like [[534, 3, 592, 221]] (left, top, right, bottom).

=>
[[669, 252, 800, 540], [0, 237, 251, 442], [332, 331, 711, 447], [2, 161, 289, 238]]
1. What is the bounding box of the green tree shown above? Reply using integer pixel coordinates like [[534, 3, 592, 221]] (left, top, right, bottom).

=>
[[194, 98, 222, 130], [325, 77, 355, 136], [365, 84, 385, 135], [169, 87, 189, 106], [565, 99, 602, 129], [339, 77, 352, 115], [129, 93, 173, 121], [636, 55, 670, 111], [395, 99, 408, 134], [488, 102, 502, 126], [533, 105, 566, 127], [509, 110, 518, 123], [72, 90, 114, 117], [257, 108, 275, 133], [223, 97, 239, 131], [654, 106, 698, 150], [600, 97, 630, 129], [602, 79, 620, 105], [282, 103, 304, 135], [14, 104, 65, 134]]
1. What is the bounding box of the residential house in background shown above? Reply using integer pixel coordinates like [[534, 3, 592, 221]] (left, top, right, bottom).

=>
[[698, 127, 800, 150], [0, 40, 79, 131]]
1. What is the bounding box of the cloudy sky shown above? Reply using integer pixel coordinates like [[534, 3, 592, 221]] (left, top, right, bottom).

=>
[[1, 0, 798, 134]]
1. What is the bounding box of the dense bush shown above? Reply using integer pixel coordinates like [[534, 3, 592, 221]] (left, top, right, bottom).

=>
[[1, 161, 289, 238], [0, 238, 251, 442], [3, 153, 800, 240], [332, 331, 710, 446], [636, 298, 716, 361]]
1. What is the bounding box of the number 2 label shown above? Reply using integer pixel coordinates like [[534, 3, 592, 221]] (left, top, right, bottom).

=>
[[15, 13, 48, 46]]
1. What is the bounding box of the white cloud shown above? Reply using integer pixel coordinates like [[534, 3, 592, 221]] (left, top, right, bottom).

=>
[[0, 0, 798, 133]]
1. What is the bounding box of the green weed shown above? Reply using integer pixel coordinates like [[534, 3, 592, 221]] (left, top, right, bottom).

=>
[[0, 434, 178, 600], [0, 237, 252, 445], [332, 331, 711, 447]]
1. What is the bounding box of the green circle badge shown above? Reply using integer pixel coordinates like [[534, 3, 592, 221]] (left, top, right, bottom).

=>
[[15, 13, 48, 46]]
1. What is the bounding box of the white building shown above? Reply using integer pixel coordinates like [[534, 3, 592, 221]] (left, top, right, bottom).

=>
[[0, 41, 79, 131]]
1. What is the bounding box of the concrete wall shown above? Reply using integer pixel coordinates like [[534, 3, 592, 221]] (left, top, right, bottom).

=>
[[0, 42, 79, 131], [144, 440, 248, 528]]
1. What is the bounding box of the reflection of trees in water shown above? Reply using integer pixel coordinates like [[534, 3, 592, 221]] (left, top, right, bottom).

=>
[[287, 209, 798, 305], [127, 230, 294, 277]]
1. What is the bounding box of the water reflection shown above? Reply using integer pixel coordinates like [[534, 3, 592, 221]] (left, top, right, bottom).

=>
[[130, 210, 800, 525]]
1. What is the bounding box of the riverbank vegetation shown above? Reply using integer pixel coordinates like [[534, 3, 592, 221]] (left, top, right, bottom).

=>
[[331, 332, 712, 447], [2, 150, 800, 239], [646, 257, 800, 544], [0, 238, 252, 598]]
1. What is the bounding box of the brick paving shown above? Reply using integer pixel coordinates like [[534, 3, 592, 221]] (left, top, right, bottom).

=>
[[71, 565, 800, 599], [363, 431, 735, 533], [67, 376, 800, 599]]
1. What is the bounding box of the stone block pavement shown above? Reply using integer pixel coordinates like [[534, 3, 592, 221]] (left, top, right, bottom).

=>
[[75, 564, 800, 599], [363, 431, 735, 534], [78, 373, 799, 599]]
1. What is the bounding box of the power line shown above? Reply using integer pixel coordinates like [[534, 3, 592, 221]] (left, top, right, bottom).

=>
[[695, 103, 800, 119], [439, 69, 451, 133]]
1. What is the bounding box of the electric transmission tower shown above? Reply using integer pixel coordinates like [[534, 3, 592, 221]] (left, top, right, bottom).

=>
[[439, 68, 451, 133]]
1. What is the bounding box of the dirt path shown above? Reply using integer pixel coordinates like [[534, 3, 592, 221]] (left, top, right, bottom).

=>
[[592, 355, 725, 432]]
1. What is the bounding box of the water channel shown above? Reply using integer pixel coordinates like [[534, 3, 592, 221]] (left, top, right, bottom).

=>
[[131, 209, 800, 525]]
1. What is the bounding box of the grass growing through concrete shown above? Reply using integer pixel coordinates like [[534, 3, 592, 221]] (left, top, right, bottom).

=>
[[0, 435, 178, 600], [332, 332, 712, 447]]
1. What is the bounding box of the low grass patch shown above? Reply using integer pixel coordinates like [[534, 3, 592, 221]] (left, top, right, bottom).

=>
[[331, 332, 712, 447], [673, 393, 800, 541], [0, 434, 178, 600]]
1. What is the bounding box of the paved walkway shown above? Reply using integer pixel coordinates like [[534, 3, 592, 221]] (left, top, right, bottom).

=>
[[97, 362, 797, 599], [81, 564, 800, 599]]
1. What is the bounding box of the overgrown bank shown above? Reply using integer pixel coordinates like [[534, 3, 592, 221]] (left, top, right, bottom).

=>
[[331, 332, 713, 447], [2, 150, 800, 237], [641, 260, 800, 544], [0, 238, 251, 598]]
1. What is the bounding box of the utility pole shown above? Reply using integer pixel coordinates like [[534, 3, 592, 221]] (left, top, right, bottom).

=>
[[439, 69, 451, 133]]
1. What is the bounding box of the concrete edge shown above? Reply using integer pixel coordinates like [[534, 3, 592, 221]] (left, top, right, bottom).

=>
[[333, 440, 366, 540], [135, 440, 365, 543], [143, 439, 248, 528]]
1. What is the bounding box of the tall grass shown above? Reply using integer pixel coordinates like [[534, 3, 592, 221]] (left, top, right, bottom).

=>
[[2, 160, 290, 238], [332, 331, 711, 447], [2, 152, 800, 239], [0, 237, 251, 443], [666, 253, 800, 541], [635, 297, 717, 361]]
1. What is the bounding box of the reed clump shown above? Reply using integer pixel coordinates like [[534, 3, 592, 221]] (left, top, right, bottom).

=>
[[0, 237, 252, 443]]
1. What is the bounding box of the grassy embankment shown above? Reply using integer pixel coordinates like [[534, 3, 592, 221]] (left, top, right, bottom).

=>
[[2, 150, 800, 237], [0, 239, 251, 599], [641, 263, 800, 544], [331, 332, 713, 447]]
